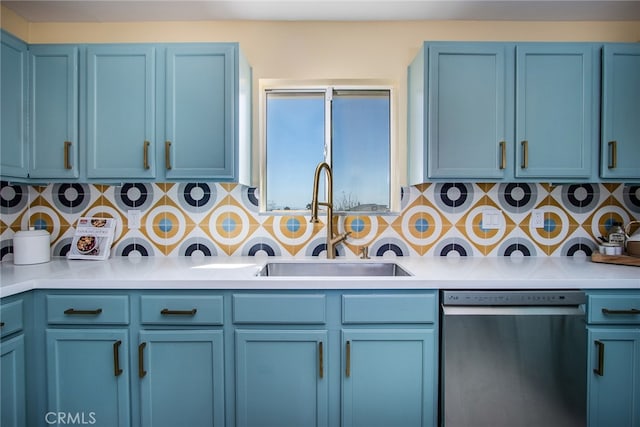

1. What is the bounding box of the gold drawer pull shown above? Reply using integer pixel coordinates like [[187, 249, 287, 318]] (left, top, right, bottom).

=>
[[499, 141, 506, 170], [520, 140, 528, 169], [594, 340, 605, 376], [64, 308, 103, 315], [608, 141, 617, 169], [64, 141, 72, 169], [345, 340, 351, 378], [602, 308, 640, 315], [160, 308, 197, 316], [165, 141, 172, 170], [143, 141, 151, 170], [113, 340, 123, 377], [319, 342, 324, 379], [138, 342, 147, 378]]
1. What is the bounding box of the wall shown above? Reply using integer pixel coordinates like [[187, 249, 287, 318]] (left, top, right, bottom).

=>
[[1, 8, 639, 260]]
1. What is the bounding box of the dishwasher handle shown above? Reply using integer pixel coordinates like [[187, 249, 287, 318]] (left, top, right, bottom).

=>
[[442, 305, 585, 316]]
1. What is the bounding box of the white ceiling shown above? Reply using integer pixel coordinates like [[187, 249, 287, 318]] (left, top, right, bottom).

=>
[[3, 0, 640, 22]]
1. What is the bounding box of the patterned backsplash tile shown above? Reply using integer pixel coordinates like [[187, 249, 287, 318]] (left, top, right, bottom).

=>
[[1, 181, 638, 260]]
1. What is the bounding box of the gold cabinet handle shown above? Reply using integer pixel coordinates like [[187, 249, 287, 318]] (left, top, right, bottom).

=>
[[594, 340, 605, 376], [64, 141, 72, 169], [499, 141, 506, 170], [345, 340, 351, 378], [138, 342, 147, 378], [143, 141, 151, 170], [520, 140, 528, 169], [318, 342, 324, 379], [602, 308, 640, 315], [113, 340, 123, 377], [64, 308, 103, 316], [608, 141, 617, 169], [160, 308, 197, 316], [165, 141, 172, 170]]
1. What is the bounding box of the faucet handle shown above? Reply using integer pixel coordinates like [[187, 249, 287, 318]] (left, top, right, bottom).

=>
[[360, 246, 370, 259]]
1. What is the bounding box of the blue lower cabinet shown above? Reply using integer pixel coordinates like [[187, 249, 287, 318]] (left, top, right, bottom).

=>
[[235, 330, 329, 427], [138, 330, 225, 427], [1, 334, 26, 427], [45, 329, 131, 427], [587, 328, 640, 427], [341, 329, 437, 427]]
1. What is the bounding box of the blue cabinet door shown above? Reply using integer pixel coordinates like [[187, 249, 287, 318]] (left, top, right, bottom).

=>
[[46, 329, 130, 427], [600, 44, 640, 179], [342, 329, 436, 427], [0, 31, 28, 179], [29, 45, 79, 179], [86, 45, 155, 179], [515, 44, 596, 179], [426, 43, 510, 179], [138, 330, 225, 427], [164, 45, 236, 179], [1, 334, 26, 427], [587, 328, 640, 427], [235, 330, 328, 427]]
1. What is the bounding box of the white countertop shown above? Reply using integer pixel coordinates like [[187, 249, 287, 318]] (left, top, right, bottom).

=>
[[1, 256, 638, 298]]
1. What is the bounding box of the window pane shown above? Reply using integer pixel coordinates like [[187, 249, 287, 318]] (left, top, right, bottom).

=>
[[332, 91, 390, 212], [266, 92, 325, 210]]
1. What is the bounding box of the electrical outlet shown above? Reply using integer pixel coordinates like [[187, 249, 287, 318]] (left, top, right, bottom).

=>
[[531, 209, 545, 229], [127, 210, 141, 229], [482, 209, 502, 230]]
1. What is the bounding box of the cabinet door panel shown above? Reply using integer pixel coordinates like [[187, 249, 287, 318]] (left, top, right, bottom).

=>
[[29, 45, 79, 179], [601, 44, 640, 179], [86, 45, 155, 179], [138, 330, 225, 427], [427, 43, 508, 179], [587, 328, 640, 427], [235, 330, 328, 427], [0, 32, 28, 178], [516, 44, 595, 178], [1, 335, 26, 427], [46, 329, 130, 427], [165, 45, 235, 179], [342, 329, 436, 427]]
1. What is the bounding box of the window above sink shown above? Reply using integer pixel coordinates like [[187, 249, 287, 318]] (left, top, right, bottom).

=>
[[259, 79, 400, 214]]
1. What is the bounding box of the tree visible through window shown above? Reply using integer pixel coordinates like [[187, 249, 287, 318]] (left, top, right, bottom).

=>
[[264, 87, 391, 213]]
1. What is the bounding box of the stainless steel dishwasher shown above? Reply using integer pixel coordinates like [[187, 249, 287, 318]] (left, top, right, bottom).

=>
[[440, 290, 587, 427]]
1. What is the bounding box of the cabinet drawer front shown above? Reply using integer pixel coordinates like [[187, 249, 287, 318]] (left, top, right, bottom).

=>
[[47, 295, 129, 325], [588, 294, 640, 324], [140, 295, 223, 325], [342, 293, 437, 324], [1, 300, 24, 337], [233, 294, 326, 324]]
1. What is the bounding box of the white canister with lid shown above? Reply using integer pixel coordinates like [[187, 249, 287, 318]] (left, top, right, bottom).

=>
[[13, 229, 51, 265]]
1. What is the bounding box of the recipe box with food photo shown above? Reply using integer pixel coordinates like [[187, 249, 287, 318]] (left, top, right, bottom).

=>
[[67, 217, 116, 260]]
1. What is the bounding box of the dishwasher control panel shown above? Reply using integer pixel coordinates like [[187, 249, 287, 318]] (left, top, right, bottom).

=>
[[441, 290, 586, 306]]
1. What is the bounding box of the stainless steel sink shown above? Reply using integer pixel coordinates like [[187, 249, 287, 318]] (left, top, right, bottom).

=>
[[256, 262, 412, 277]]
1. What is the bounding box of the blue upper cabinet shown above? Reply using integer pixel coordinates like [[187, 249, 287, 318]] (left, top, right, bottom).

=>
[[408, 42, 599, 183], [164, 44, 238, 180], [0, 31, 28, 179], [86, 45, 156, 179], [515, 44, 597, 180], [600, 44, 640, 180], [84, 43, 251, 182], [424, 43, 510, 179], [29, 45, 79, 179]]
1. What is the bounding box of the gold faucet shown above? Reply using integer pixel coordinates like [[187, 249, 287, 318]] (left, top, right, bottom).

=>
[[310, 162, 350, 259]]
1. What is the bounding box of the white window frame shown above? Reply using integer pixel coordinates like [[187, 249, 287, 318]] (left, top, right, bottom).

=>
[[258, 79, 400, 214]]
